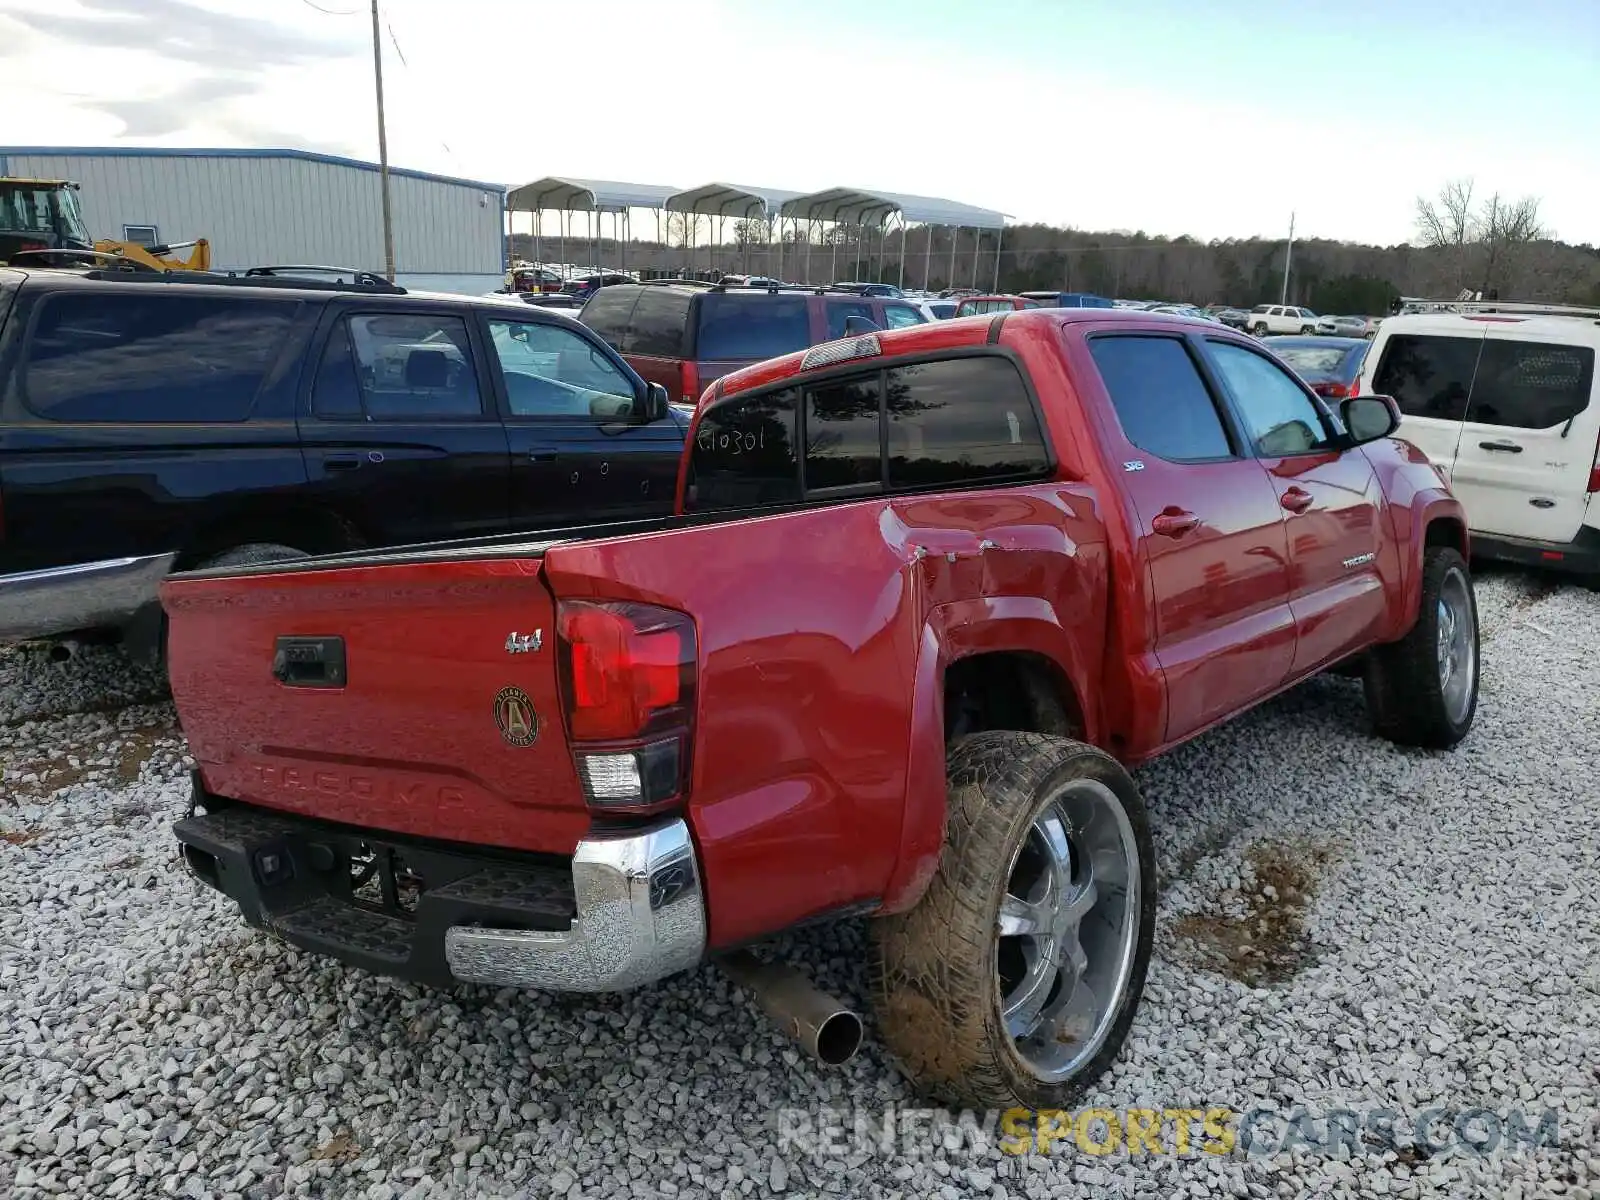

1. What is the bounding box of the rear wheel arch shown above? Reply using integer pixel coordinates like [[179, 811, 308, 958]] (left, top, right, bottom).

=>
[[172, 504, 365, 571]]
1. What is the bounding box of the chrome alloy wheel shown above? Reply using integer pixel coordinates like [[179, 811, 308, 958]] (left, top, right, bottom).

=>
[[1436, 567, 1477, 725], [996, 779, 1140, 1082]]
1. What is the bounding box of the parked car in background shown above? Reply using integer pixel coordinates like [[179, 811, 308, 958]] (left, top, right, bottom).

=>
[[1315, 314, 1377, 339], [163, 305, 1476, 1112], [1148, 303, 1221, 324], [507, 265, 563, 294], [1018, 291, 1115, 309], [0, 264, 686, 652], [1210, 306, 1251, 330], [954, 294, 1042, 317], [562, 273, 635, 302], [1248, 304, 1318, 336], [1360, 301, 1600, 582], [579, 282, 925, 405], [832, 281, 904, 298], [925, 299, 958, 319], [1263, 336, 1370, 400]]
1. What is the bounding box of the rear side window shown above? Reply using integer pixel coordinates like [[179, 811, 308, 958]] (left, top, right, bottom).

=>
[[686, 386, 802, 511], [1371, 333, 1480, 421], [695, 294, 811, 361], [1089, 335, 1232, 461], [805, 376, 882, 489], [1466, 340, 1595, 429], [23, 293, 295, 422], [886, 356, 1051, 486], [578, 287, 637, 349], [327, 313, 483, 420], [624, 288, 690, 357]]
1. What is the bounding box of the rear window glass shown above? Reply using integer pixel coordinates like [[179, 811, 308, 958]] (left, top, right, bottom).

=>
[[1273, 345, 1355, 376], [686, 386, 801, 510], [1090, 335, 1233, 461], [624, 287, 690, 357], [23, 293, 296, 422], [886, 356, 1051, 487], [1466, 340, 1595, 429], [695, 294, 811, 361], [578, 287, 636, 349], [1372, 333, 1480, 422]]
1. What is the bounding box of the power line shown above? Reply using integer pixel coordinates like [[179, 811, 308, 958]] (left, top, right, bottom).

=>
[[300, 0, 361, 14]]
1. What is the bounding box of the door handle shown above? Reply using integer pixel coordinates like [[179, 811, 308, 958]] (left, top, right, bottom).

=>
[[1479, 440, 1523, 453], [526, 447, 560, 462], [323, 454, 362, 472], [1151, 508, 1199, 537], [1280, 487, 1314, 513]]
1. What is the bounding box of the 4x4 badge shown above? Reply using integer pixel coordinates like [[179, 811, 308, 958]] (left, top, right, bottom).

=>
[[494, 686, 539, 747], [505, 630, 542, 654]]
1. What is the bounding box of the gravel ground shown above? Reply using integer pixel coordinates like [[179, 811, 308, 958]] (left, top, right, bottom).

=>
[[2, 565, 1597, 1200]]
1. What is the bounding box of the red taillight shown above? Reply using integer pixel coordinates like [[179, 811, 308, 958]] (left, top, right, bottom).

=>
[[679, 360, 701, 407], [557, 600, 697, 812], [1314, 381, 1350, 399]]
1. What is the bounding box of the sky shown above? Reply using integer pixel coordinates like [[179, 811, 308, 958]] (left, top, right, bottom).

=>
[[0, 0, 1596, 247]]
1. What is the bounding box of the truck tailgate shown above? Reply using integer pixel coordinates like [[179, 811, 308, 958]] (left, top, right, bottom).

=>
[[162, 555, 588, 855]]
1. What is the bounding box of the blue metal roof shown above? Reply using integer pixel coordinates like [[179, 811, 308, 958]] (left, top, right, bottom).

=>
[[0, 146, 506, 194]]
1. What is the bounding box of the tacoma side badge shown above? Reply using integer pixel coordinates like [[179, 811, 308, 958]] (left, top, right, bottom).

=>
[[505, 630, 542, 654]]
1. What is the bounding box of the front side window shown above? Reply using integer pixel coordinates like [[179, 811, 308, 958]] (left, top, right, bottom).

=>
[[826, 301, 875, 340], [1089, 335, 1233, 462], [488, 319, 632, 418], [1371, 333, 1480, 422], [24, 293, 297, 422], [1205, 341, 1335, 456], [686, 386, 801, 511], [886, 356, 1050, 487], [1465, 340, 1594, 430], [805, 376, 881, 490]]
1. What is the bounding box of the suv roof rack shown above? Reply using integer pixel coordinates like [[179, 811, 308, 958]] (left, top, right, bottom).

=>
[[62, 265, 409, 294], [244, 265, 404, 292], [704, 282, 830, 295], [1393, 293, 1600, 320]]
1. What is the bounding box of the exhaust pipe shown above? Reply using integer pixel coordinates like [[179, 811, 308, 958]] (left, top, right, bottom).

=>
[[719, 950, 863, 1066], [49, 639, 84, 662]]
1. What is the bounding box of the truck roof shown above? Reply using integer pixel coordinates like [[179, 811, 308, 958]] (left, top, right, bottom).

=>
[[710, 306, 1215, 402]]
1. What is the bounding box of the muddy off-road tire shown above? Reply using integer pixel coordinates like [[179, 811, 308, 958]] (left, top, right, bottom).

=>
[[1364, 546, 1479, 748], [870, 732, 1156, 1110]]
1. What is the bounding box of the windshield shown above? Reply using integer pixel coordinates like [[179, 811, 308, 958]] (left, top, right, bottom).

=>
[[54, 186, 90, 244]]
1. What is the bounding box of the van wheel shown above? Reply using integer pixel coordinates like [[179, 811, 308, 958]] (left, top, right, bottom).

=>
[[1364, 546, 1479, 748], [198, 543, 310, 570], [870, 732, 1155, 1110]]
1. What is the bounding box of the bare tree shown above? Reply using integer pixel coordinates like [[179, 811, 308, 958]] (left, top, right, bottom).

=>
[[1415, 178, 1477, 248], [1479, 193, 1549, 295]]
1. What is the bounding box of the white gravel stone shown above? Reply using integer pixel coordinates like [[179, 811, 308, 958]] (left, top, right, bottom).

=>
[[1, 568, 1597, 1199]]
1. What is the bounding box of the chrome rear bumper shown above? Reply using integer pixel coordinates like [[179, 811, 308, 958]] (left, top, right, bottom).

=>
[[0, 552, 176, 642], [445, 820, 705, 992]]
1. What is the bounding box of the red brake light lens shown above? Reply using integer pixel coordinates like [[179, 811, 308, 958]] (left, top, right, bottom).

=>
[[680, 360, 700, 408], [558, 600, 695, 743]]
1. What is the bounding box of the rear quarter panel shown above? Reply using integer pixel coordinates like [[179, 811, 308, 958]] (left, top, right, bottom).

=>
[[543, 482, 1109, 947]]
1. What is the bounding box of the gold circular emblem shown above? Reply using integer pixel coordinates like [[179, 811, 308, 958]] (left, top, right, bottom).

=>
[[493, 686, 539, 747]]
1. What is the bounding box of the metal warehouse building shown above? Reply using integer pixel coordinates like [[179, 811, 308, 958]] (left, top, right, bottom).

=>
[[0, 146, 507, 293]]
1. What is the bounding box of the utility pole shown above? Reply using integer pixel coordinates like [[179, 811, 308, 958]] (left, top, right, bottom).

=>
[[370, 0, 396, 282], [1279, 211, 1295, 305]]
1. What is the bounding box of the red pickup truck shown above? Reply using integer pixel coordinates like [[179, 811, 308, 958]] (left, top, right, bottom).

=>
[[164, 309, 1478, 1110]]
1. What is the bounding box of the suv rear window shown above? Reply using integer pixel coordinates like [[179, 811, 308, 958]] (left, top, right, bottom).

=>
[[695, 294, 811, 361], [578, 287, 636, 349], [1466, 340, 1595, 429], [1372, 333, 1481, 422], [23, 292, 297, 422]]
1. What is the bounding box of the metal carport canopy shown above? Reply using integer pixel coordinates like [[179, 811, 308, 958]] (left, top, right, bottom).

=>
[[779, 187, 1008, 230], [664, 182, 804, 218], [505, 177, 679, 213]]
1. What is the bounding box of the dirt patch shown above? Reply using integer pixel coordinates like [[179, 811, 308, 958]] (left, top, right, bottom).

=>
[[114, 727, 167, 784], [3, 754, 93, 799], [311, 1132, 359, 1163], [2, 826, 45, 847], [1171, 841, 1332, 987]]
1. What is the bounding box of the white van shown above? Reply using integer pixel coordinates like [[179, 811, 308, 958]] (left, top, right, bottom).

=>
[[1358, 302, 1600, 582]]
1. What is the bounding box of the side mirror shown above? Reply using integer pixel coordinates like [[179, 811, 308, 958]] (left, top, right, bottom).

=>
[[644, 381, 671, 422], [1341, 394, 1399, 445], [843, 314, 880, 336]]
